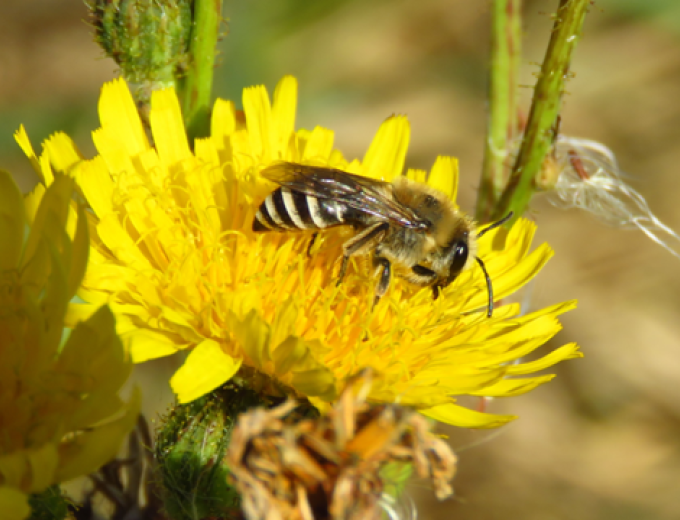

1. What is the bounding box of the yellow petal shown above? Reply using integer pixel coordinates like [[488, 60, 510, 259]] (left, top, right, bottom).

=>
[[14, 126, 42, 181], [230, 310, 272, 368], [421, 403, 517, 429], [0, 451, 29, 488], [23, 183, 46, 225], [58, 305, 132, 426], [291, 368, 336, 400], [405, 168, 427, 183], [0, 171, 25, 271], [21, 175, 73, 269], [0, 487, 30, 520], [150, 87, 192, 165], [55, 388, 141, 482], [37, 154, 56, 187], [210, 98, 237, 147], [43, 132, 82, 174], [362, 116, 410, 181], [66, 205, 89, 300], [518, 299, 577, 320], [270, 299, 299, 353], [73, 156, 116, 218], [272, 336, 309, 374], [405, 365, 507, 396], [301, 126, 335, 164], [27, 443, 59, 492], [124, 328, 185, 363], [98, 79, 149, 158], [463, 242, 554, 311], [506, 342, 583, 375], [272, 75, 298, 150], [171, 339, 242, 403], [92, 127, 138, 175], [243, 84, 274, 162], [469, 374, 556, 397], [20, 181, 74, 347], [95, 213, 153, 270], [427, 155, 459, 202], [194, 137, 220, 166], [65, 302, 99, 327]]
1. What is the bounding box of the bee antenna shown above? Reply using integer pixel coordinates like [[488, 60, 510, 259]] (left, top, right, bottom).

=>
[[474, 211, 513, 316], [475, 256, 494, 318], [477, 211, 514, 239]]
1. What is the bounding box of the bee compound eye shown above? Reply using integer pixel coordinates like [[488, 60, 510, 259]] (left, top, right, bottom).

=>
[[448, 240, 469, 277]]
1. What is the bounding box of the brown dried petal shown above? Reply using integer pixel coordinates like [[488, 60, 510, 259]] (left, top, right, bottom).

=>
[[227, 375, 457, 519]]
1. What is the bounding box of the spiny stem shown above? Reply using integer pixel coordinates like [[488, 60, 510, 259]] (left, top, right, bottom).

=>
[[492, 0, 590, 223]]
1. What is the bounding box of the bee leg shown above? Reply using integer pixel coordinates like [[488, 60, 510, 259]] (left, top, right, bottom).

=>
[[373, 257, 391, 307], [337, 256, 350, 286], [336, 222, 390, 286], [306, 233, 318, 257]]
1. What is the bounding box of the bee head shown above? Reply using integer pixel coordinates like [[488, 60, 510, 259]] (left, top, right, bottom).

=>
[[430, 233, 492, 317], [433, 212, 513, 317], [445, 211, 513, 317], [424, 231, 473, 300]]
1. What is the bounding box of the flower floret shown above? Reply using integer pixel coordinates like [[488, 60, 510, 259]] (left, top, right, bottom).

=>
[[16, 76, 580, 430]]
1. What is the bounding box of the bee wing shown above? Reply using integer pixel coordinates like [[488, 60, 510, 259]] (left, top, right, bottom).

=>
[[261, 162, 428, 229]]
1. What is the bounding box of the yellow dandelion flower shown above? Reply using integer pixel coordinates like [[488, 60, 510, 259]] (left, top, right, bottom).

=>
[[16, 76, 580, 429], [0, 172, 140, 520]]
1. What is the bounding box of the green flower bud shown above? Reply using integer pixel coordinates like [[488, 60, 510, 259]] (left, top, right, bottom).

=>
[[88, 0, 192, 98], [154, 383, 268, 520]]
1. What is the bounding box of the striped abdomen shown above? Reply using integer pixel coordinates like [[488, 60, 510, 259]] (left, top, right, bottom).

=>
[[253, 188, 352, 232]]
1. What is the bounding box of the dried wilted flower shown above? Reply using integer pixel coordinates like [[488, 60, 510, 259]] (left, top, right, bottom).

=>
[[227, 374, 457, 520]]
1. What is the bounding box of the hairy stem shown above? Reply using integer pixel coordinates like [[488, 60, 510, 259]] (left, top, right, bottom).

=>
[[492, 0, 590, 223]]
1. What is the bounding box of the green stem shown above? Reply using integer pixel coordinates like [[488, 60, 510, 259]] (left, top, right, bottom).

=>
[[476, 0, 522, 223], [179, 0, 223, 143], [492, 0, 589, 223]]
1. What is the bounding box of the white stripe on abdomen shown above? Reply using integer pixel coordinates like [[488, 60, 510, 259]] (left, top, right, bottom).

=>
[[307, 196, 329, 228], [265, 195, 290, 228], [282, 188, 307, 229]]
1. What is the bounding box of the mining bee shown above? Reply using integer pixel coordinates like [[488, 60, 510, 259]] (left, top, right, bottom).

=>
[[253, 162, 510, 316]]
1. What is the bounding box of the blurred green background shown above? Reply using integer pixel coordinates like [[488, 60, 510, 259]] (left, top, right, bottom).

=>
[[2, 1, 680, 519]]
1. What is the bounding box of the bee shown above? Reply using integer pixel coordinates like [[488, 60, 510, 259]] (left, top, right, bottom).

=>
[[252, 162, 511, 316]]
